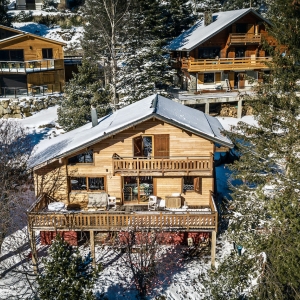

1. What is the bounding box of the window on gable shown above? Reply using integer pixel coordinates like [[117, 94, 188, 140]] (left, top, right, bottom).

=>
[[70, 176, 105, 191], [68, 149, 93, 164], [183, 176, 202, 194], [42, 48, 53, 59], [198, 47, 220, 59]]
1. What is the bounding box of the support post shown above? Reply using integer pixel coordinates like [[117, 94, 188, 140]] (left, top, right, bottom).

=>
[[211, 230, 216, 268], [205, 101, 210, 114], [90, 230, 96, 268], [237, 99, 243, 119], [28, 227, 38, 274]]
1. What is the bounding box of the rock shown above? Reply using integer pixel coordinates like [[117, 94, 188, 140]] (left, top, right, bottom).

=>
[[0, 99, 10, 109]]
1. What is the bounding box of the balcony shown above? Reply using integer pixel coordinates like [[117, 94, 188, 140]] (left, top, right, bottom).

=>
[[181, 57, 272, 72], [27, 193, 218, 232], [0, 59, 64, 74], [228, 33, 261, 45], [112, 155, 213, 176]]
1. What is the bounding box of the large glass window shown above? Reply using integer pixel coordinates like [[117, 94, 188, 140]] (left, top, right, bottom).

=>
[[123, 176, 153, 202], [183, 176, 202, 194], [0, 50, 24, 61], [42, 48, 53, 59], [70, 176, 105, 191], [68, 149, 93, 164], [198, 47, 220, 59], [236, 23, 247, 33], [204, 73, 215, 83], [235, 47, 246, 58]]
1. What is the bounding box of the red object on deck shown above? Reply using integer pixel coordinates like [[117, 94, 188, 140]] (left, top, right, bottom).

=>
[[40, 231, 78, 246]]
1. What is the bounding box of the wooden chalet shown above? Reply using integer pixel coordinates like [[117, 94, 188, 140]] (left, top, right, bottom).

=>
[[0, 25, 65, 96], [27, 94, 233, 271], [168, 8, 278, 92]]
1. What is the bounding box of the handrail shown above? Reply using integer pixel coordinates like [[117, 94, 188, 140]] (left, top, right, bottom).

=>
[[229, 33, 261, 44], [112, 156, 212, 175], [27, 211, 218, 231]]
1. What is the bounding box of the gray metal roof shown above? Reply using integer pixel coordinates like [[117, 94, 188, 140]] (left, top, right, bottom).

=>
[[28, 94, 233, 169], [168, 8, 270, 51]]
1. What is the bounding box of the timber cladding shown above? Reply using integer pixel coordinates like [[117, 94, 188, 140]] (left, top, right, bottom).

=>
[[34, 119, 215, 207]]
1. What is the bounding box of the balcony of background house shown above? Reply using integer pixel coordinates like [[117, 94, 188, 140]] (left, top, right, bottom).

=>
[[27, 191, 218, 232], [181, 56, 272, 72], [112, 154, 213, 176], [0, 59, 64, 74], [228, 33, 261, 45]]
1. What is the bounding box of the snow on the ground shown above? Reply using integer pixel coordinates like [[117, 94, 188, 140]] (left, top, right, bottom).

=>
[[0, 108, 255, 299], [217, 115, 258, 131], [13, 22, 83, 52]]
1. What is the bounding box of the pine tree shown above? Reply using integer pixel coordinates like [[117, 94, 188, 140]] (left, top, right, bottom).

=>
[[0, 0, 11, 26], [202, 0, 300, 299], [37, 235, 100, 300], [222, 0, 265, 11], [57, 60, 111, 132]]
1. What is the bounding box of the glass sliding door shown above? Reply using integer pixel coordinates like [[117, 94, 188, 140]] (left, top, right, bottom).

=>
[[123, 176, 153, 203]]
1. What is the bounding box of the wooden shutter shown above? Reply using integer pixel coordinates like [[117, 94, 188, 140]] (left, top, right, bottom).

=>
[[133, 136, 143, 157], [194, 177, 202, 194], [154, 134, 169, 158], [54, 48, 59, 59], [36, 49, 42, 59], [198, 73, 204, 84], [247, 24, 254, 34], [215, 72, 221, 83]]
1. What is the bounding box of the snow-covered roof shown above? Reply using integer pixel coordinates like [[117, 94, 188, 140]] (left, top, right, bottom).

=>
[[28, 94, 233, 170], [168, 8, 270, 51], [0, 24, 66, 46]]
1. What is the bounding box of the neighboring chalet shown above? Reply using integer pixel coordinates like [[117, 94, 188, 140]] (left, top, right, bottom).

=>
[[168, 8, 278, 92], [0, 25, 65, 96], [15, 0, 68, 10], [27, 94, 233, 271]]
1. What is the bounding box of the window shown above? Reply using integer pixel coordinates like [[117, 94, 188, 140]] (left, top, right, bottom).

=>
[[42, 48, 53, 59], [133, 135, 169, 158], [236, 23, 247, 33], [70, 177, 105, 191], [133, 136, 153, 157], [235, 47, 245, 58], [68, 149, 93, 164], [0, 50, 24, 61], [183, 176, 202, 194], [198, 47, 220, 59], [204, 73, 214, 83]]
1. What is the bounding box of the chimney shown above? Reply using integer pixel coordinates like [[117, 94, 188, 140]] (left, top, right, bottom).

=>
[[204, 11, 213, 26], [91, 105, 98, 127]]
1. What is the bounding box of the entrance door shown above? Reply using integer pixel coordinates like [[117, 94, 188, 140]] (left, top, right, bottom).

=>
[[154, 134, 169, 158]]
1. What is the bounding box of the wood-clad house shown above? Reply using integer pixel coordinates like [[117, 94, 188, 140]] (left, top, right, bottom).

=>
[[27, 94, 233, 271], [0, 25, 65, 96], [168, 8, 279, 92]]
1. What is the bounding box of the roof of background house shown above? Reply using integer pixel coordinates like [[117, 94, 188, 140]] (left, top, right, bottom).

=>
[[0, 24, 66, 46], [167, 8, 270, 51], [28, 94, 233, 170]]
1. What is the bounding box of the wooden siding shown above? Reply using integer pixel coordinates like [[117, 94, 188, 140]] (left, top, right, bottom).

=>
[[34, 119, 215, 207]]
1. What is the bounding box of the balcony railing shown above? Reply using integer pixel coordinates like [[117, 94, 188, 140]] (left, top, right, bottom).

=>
[[0, 59, 64, 74], [229, 33, 261, 45], [112, 155, 213, 175], [181, 57, 272, 72], [27, 194, 218, 232]]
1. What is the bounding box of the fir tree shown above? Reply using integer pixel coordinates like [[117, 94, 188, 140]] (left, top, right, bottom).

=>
[[37, 235, 100, 300], [57, 60, 111, 132], [202, 0, 300, 299], [0, 0, 11, 27]]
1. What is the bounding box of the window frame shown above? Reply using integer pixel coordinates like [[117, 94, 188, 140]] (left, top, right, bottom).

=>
[[68, 149, 94, 165], [183, 176, 202, 194], [204, 73, 215, 84], [42, 48, 53, 59], [70, 176, 106, 192]]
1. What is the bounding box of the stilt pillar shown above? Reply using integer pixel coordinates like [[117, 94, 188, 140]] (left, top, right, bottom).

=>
[[90, 230, 96, 268], [28, 228, 38, 274], [211, 230, 217, 268], [237, 99, 243, 119], [205, 101, 210, 114]]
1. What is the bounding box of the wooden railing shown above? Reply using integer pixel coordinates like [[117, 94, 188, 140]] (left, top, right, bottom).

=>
[[0, 59, 64, 73], [181, 57, 272, 72], [112, 155, 213, 175], [229, 33, 261, 45], [27, 211, 218, 231]]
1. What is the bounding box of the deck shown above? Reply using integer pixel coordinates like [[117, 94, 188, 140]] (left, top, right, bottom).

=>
[[27, 193, 218, 232], [112, 155, 213, 176], [228, 33, 261, 45], [181, 57, 272, 72]]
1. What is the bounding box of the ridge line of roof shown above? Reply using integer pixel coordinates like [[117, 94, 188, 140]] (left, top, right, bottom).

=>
[[203, 113, 216, 138]]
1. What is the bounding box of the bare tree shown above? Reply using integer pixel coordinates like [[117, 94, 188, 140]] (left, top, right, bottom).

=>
[[111, 228, 184, 299], [0, 120, 33, 252]]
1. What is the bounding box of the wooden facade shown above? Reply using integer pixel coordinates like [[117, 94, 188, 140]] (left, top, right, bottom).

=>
[[170, 10, 280, 92], [0, 25, 65, 95]]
